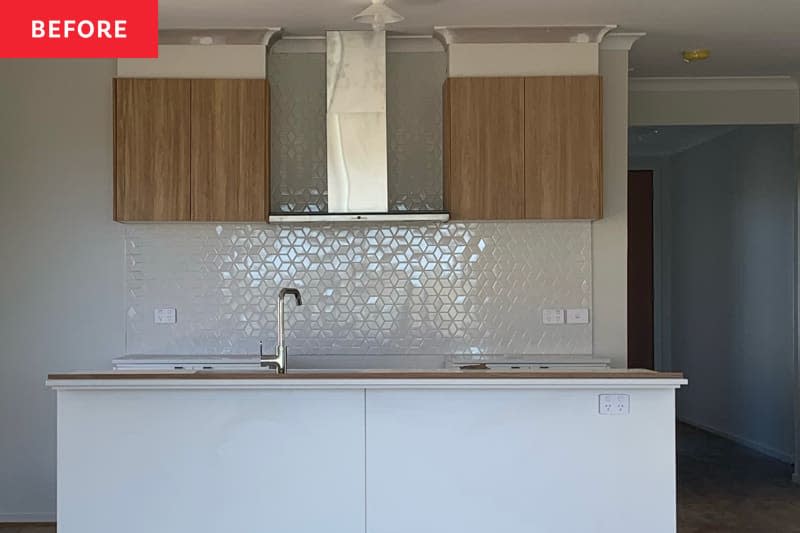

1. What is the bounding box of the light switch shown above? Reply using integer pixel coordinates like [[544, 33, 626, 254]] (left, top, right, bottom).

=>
[[566, 308, 590, 324], [154, 308, 177, 324], [542, 309, 565, 325]]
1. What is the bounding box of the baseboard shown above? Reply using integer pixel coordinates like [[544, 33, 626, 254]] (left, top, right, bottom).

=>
[[0, 512, 55, 523], [679, 417, 794, 464]]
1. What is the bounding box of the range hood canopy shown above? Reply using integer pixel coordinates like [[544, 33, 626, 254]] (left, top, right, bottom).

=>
[[269, 29, 448, 224], [269, 212, 449, 223]]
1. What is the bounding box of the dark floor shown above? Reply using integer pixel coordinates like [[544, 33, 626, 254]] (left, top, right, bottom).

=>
[[2, 424, 799, 532], [678, 423, 800, 532]]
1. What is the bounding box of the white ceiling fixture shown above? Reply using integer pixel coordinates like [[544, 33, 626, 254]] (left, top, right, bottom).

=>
[[353, 0, 404, 31]]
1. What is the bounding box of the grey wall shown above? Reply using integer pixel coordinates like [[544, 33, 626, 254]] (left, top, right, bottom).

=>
[[795, 124, 800, 480], [661, 126, 796, 461], [629, 78, 800, 126], [0, 60, 124, 521]]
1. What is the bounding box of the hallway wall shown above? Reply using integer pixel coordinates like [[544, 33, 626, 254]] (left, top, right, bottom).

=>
[[659, 126, 796, 461]]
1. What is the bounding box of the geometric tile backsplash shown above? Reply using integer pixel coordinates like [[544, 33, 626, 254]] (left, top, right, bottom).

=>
[[125, 222, 592, 356]]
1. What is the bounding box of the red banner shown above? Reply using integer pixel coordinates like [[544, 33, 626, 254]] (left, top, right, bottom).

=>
[[0, 0, 158, 58]]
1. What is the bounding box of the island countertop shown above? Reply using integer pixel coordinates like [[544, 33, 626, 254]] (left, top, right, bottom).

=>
[[48, 368, 682, 380], [46, 368, 686, 390]]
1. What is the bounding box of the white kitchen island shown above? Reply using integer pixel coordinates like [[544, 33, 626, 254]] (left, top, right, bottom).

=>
[[47, 369, 686, 533]]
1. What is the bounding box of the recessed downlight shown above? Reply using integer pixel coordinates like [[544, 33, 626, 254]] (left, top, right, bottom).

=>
[[193, 35, 216, 45]]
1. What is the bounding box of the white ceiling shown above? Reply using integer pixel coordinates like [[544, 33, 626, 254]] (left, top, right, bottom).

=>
[[159, 0, 800, 77]]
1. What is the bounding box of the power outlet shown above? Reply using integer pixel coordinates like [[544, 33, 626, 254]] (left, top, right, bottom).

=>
[[599, 394, 630, 415], [154, 308, 177, 325]]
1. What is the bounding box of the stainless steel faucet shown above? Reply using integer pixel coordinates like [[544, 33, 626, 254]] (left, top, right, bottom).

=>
[[260, 288, 303, 373]]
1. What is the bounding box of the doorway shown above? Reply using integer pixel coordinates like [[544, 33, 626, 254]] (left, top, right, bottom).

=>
[[627, 170, 654, 370], [629, 124, 797, 466]]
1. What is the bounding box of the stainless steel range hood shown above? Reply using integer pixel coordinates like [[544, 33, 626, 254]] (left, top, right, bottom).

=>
[[269, 30, 448, 224]]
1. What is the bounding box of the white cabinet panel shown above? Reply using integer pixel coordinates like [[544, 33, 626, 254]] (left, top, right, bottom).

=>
[[365, 388, 676, 533], [58, 389, 365, 533]]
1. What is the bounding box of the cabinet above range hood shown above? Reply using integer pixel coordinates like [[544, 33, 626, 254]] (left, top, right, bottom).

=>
[[269, 30, 449, 224]]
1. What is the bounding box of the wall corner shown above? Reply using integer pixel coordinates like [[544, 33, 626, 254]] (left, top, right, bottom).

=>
[[593, 36, 640, 367]]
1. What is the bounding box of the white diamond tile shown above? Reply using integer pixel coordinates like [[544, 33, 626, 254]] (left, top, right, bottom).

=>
[[125, 222, 592, 355]]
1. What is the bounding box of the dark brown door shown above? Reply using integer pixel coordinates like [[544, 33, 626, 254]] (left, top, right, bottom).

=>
[[628, 170, 654, 369]]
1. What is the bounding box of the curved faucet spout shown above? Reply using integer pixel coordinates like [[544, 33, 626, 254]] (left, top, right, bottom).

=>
[[279, 287, 303, 306], [262, 288, 303, 374]]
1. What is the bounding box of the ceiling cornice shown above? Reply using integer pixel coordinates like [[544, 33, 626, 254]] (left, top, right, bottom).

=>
[[630, 76, 799, 93], [600, 32, 645, 51], [158, 28, 283, 46], [433, 25, 617, 48]]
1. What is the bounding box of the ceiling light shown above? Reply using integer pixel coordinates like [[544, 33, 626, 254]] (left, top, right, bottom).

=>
[[192, 35, 217, 45], [353, 0, 404, 31], [682, 49, 711, 63]]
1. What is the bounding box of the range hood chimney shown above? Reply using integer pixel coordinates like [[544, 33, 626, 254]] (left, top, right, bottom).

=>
[[327, 30, 389, 215], [269, 30, 448, 224]]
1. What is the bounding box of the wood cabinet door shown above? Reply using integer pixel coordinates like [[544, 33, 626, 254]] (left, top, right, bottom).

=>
[[190, 79, 268, 222], [444, 78, 525, 220], [114, 79, 191, 221], [524, 76, 603, 219]]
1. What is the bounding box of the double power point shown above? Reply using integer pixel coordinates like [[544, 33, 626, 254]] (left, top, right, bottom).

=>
[[599, 394, 630, 415]]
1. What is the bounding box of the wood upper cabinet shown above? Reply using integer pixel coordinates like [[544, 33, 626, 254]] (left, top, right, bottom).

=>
[[443, 77, 525, 220], [190, 79, 268, 221], [114, 78, 269, 222], [524, 76, 602, 219], [443, 75, 603, 220], [114, 79, 191, 221]]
